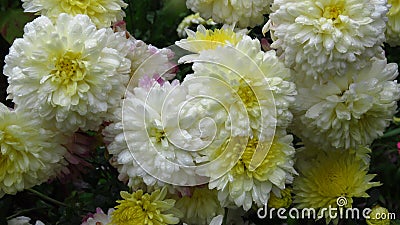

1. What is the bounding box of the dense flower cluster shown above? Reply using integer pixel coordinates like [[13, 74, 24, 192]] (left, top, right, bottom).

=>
[[1, 0, 399, 224]]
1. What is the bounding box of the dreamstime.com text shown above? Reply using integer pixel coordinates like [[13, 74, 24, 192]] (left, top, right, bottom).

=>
[[257, 197, 397, 220]]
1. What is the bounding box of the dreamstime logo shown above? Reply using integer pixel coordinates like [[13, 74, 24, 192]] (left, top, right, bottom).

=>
[[257, 196, 397, 220], [121, 40, 278, 186], [336, 196, 348, 207]]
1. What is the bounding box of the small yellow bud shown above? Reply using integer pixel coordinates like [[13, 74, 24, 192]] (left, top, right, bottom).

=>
[[268, 188, 292, 209]]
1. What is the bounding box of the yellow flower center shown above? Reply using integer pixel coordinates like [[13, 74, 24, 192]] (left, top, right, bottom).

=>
[[149, 127, 166, 144], [60, 0, 91, 13], [310, 151, 370, 206], [233, 137, 287, 181], [52, 51, 85, 83], [0, 121, 36, 181], [240, 138, 259, 168], [236, 79, 259, 109], [323, 2, 345, 21]]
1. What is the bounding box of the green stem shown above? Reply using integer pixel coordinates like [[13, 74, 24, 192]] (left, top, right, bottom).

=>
[[27, 188, 68, 207], [6, 207, 47, 220], [223, 208, 228, 225], [380, 128, 400, 139]]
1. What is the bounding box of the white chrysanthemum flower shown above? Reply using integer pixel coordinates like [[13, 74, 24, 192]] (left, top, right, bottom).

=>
[[0, 104, 67, 197], [177, 13, 217, 38], [181, 35, 296, 136], [291, 59, 400, 149], [208, 134, 296, 211], [175, 187, 224, 225], [385, 0, 400, 46], [103, 107, 167, 189], [104, 80, 224, 186], [268, 0, 389, 78], [21, 0, 127, 28], [176, 25, 246, 54], [4, 14, 132, 132], [186, 0, 271, 28]]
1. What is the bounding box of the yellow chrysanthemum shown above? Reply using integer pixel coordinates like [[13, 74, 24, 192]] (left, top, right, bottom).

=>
[[176, 25, 246, 53], [175, 187, 224, 225], [111, 187, 182, 225], [22, 0, 127, 28], [0, 104, 66, 197], [366, 205, 391, 225], [293, 146, 381, 220], [386, 0, 400, 46]]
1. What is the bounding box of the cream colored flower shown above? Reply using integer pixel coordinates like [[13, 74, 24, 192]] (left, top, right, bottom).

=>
[[269, 0, 388, 78], [0, 104, 67, 197], [22, 0, 127, 28], [291, 59, 400, 149], [181, 35, 296, 135], [386, 0, 400, 46], [208, 134, 296, 211], [103, 105, 168, 189], [179, 36, 297, 210], [186, 0, 271, 28], [104, 79, 224, 187], [176, 25, 246, 54], [4, 14, 132, 132]]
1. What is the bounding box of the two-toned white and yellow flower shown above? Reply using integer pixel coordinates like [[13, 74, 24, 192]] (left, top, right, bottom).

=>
[[0, 104, 67, 197], [268, 0, 389, 79], [22, 0, 127, 28], [4, 13, 132, 133]]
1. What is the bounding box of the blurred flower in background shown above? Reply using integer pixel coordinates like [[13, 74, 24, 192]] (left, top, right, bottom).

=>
[[186, 0, 272, 28], [81, 207, 113, 225], [177, 13, 216, 38], [21, 0, 128, 28]]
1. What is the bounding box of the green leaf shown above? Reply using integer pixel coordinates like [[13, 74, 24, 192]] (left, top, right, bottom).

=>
[[0, 8, 35, 44]]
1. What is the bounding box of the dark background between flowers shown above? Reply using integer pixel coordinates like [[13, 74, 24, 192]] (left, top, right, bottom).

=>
[[0, 0, 399, 224]]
